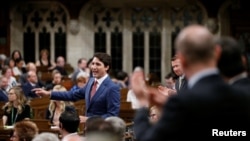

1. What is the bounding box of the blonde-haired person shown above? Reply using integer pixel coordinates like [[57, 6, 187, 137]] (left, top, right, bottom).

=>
[[70, 72, 89, 93], [149, 105, 161, 124], [11, 120, 39, 141], [46, 85, 75, 126], [2, 86, 31, 126]]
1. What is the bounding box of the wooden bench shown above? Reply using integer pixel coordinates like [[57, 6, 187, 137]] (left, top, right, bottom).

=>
[[39, 71, 53, 83], [30, 96, 50, 119], [119, 101, 135, 122], [61, 79, 74, 91], [120, 101, 132, 110], [0, 102, 6, 118]]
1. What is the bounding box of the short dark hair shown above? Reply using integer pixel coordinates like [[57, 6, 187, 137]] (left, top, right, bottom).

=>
[[59, 110, 80, 133], [165, 72, 178, 80], [216, 36, 245, 77], [93, 52, 112, 72], [116, 71, 128, 81], [78, 58, 87, 64]]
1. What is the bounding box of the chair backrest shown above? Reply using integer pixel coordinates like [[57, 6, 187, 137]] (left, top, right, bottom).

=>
[[37, 66, 49, 73], [119, 109, 135, 123], [61, 79, 74, 91], [120, 101, 132, 110], [30, 96, 50, 119], [119, 101, 135, 122], [0, 118, 3, 128], [120, 88, 129, 101], [29, 119, 50, 130], [39, 71, 53, 83]]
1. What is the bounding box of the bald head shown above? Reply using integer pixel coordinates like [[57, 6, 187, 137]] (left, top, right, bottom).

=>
[[175, 25, 215, 64], [26, 62, 37, 72]]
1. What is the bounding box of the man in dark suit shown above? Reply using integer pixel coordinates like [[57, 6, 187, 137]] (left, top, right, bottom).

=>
[[171, 55, 187, 93], [34, 52, 120, 123], [71, 58, 89, 84], [217, 36, 250, 93], [22, 70, 45, 98], [0, 76, 8, 102], [130, 25, 249, 140]]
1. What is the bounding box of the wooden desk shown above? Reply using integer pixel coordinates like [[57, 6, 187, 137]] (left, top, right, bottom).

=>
[[0, 127, 12, 141]]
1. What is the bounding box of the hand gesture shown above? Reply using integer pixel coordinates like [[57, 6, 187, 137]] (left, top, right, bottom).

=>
[[32, 88, 51, 97]]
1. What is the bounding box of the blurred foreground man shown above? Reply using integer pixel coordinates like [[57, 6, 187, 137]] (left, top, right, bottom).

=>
[[131, 25, 250, 140]]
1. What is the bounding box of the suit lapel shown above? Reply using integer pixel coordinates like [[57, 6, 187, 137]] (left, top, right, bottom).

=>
[[88, 77, 109, 107], [86, 78, 95, 108]]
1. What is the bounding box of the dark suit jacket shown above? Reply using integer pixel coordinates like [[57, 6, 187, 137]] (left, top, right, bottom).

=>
[[231, 77, 250, 94], [51, 76, 120, 118], [134, 74, 249, 140], [0, 89, 8, 102], [22, 82, 45, 98], [175, 76, 188, 93]]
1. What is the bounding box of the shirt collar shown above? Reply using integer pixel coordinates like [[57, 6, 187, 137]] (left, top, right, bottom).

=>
[[95, 74, 108, 86], [228, 72, 248, 85]]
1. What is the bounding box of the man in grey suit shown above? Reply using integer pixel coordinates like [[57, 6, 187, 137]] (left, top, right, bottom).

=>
[[34, 52, 120, 123], [131, 25, 249, 140]]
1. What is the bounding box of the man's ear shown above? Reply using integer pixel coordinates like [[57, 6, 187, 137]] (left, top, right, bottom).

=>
[[214, 44, 222, 62], [178, 53, 187, 70], [105, 65, 109, 72], [59, 123, 63, 129]]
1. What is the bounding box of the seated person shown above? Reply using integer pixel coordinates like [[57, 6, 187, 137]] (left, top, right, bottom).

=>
[[45, 70, 62, 90], [84, 116, 119, 141], [32, 132, 59, 141], [105, 116, 126, 141], [19, 62, 42, 85], [59, 109, 83, 141], [70, 72, 89, 93], [35, 48, 56, 70], [53, 56, 68, 77], [2, 86, 31, 126], [0, 76, 9, 102], [149, 105, 162, 124], [115, 71, 129, 89], [22, 71, 45, 98], [11, 120, 38, 141], [126, 89, 141, 109], [46, 85, 75, 126]]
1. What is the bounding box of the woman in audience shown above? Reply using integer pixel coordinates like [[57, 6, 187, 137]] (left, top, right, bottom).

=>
[[5, 58, 16, 76], [46, 85, 75, 126], [10, 120, 39, 141], [2, 86, 31, 126], [11, 50, 25, 67], [35, 48, 56, 70], [1, 66, 18, 91]]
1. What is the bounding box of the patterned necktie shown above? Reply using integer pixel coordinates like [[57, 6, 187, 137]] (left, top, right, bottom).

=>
[[90, 80, 98, 99]]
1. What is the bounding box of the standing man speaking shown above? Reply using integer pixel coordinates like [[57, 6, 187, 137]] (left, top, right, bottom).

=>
[[33, 52, 120, 123]]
